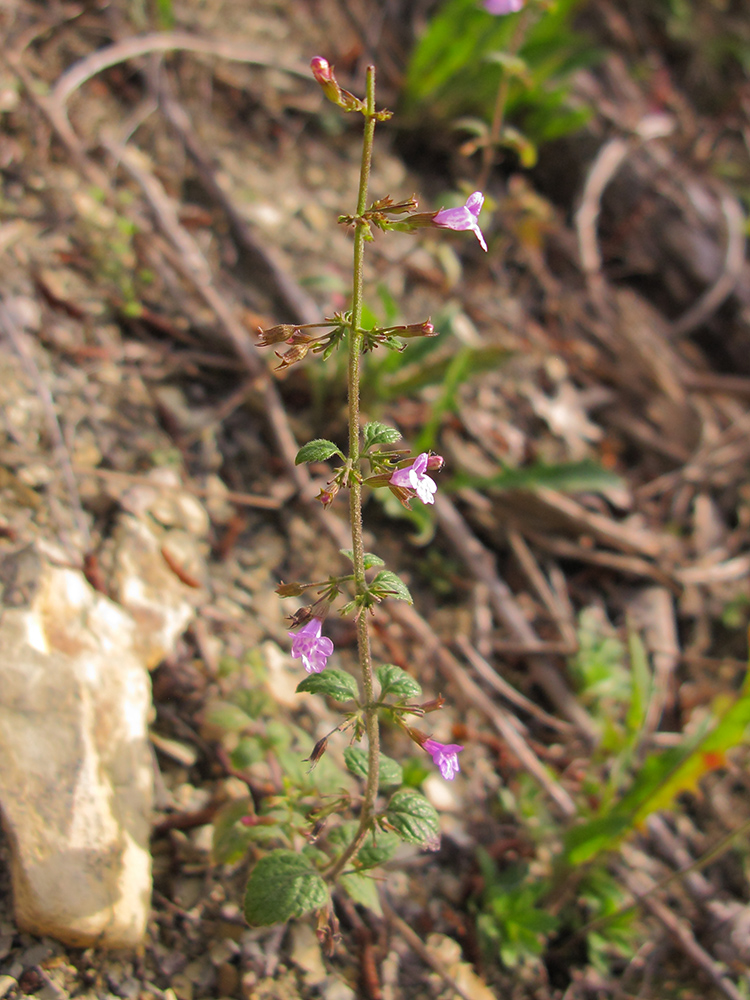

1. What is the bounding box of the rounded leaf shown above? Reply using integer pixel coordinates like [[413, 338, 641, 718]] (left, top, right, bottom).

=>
[[377, 664, 422, 702], [343, 747, 403, 788], [386, 790, 440, 849], [295, 439, 344, 465], [297, 669, 359, 703], [370, 569, 413, 604], [244, 849, 330, 926]]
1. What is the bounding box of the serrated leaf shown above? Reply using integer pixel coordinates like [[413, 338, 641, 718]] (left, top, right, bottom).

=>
[[244, 850, 330, 926], [343, 746, 369, 780], [386, 790, 440, 848], [370, 569, 413, 604], [343, 747, 403, 788], [295, 439, 344, 465], [340, 549, 385, 569], [378, 755, 404, 787], [377, 664, 422, 702], [340, 872, 383, 915], [363, 421, 401, 452], [297, 669, 359, 703], [356, 830, 401, 870]]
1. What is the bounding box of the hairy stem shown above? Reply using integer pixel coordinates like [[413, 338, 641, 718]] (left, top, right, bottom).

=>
[[327, 66, 379, 882]]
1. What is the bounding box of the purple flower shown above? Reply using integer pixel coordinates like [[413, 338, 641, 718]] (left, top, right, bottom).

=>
[[433, 191, 487, 252], [389, 453, 438, 505], [289, 618, 334, 673], [423, 739, 464, 780], [483, 0, 525, 13]]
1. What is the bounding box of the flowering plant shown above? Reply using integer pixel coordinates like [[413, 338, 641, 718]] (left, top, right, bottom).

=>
[[240, 59, 478, 933]]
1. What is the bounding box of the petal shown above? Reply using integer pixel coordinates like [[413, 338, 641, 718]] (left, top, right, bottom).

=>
[[433, 205, 472, 232], [297, 618, 322, 639], [390, 464, 415, 487], [465, 191, 484, 218], [472, 223, 488, 253]]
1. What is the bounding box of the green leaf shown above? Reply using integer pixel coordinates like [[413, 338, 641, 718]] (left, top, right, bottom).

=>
[[212, 798, 255, 864], [295, 439, 344, 465], [340, 549, 385, 569], [203, 700, 253, 734], [386, 790, 440, 848], [340, 872, 383, 915], [297, 669, 359, 703], [625, 630, 651, 736], [244, 849, 330, 926], [343, 747, 403, 788], [450, 461, 623, 494], [484, 51, 530, 80], [355, 830, 401, 870], [370, 569, 413, 604], [377, 664, 422, 702], [500, 125, 537, 168], [363, 421, 401, 451]]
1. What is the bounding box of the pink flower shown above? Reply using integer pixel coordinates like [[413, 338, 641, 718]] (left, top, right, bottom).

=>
[[389, 453, 438, 505], [289, 618, 334, 673], [433, 191, 487, 252], [423, 739, 464, 780], [484, 0, 525, 13], [310, 56, 333, 84]]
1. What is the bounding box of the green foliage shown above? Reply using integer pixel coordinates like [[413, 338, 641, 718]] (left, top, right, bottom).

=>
[[451, 461, 623, 494], [355, 829, 401, 870], [244, 850, 330, 926], [343, 746, 404, 788], [577, 868, 639, 975], [369, 569, 413, 604], [295, 438, 344, 464], [476, 853, 559, 969], [296, 669, 360, 703], [340, 549, 385, 569], [339, 871, 383, 915], [377, 664, 423, 703], [363, 421, 401, 451], [401, 0, 597, 150], [386, 789, 440, 848], [565, 670, 750, 866]]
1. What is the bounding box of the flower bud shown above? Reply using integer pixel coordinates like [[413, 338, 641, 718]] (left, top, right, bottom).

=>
[[310, 55, 365, 113], [276, 581, 305, 597], [257, 324, 299, 346], [420, 694, 446, 713], [310, 56, 333, 84], [304, 735, 329, 770]]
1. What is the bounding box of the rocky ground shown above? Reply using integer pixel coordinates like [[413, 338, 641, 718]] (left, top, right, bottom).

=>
[[0, 0, 749, 998]]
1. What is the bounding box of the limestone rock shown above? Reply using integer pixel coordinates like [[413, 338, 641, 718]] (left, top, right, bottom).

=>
[[107, 472, 209, 670], [0, 546, 153, 947]]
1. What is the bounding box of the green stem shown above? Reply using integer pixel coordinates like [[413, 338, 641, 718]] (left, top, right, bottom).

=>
[[326, 66, 380, 882]]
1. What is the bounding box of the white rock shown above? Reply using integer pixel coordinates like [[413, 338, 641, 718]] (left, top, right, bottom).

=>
[[0, 546, 153, 947]]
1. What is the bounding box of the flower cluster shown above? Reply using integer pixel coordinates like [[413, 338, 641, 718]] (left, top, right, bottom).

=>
[[282, 59, 473, 792]]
